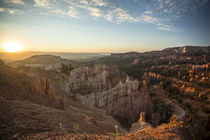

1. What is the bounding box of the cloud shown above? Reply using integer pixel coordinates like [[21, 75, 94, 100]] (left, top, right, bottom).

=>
[[78, 0, 107, 6], [34, 0, 49, 8], [8, 9, 16, 14], [139, 12, 159, 24], [10, 0, 25, 5], [91, 0, 108, 6], [0, 7, 22, 14], [88, 7, 103, 17], [0, 8, 5, 12], [104, 7, 177, 32], [2, 0, 206, 32], [79, 0, 89, 5], [51, 6, 79, 18], [64, 0, 104, 17], [6, 8, 22, 14], [139, 11, 177, 31], [53, 0, 203, 32], [76, 5, 104, 17], [144, 11, 153, 15], [104, 8, 137, 23], [68, 6, 79, 18], [157, 24, 177, 32], [151, 0, 209, 21]]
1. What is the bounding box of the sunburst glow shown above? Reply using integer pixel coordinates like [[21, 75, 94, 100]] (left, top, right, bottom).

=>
[[2, 42, 22, 52]]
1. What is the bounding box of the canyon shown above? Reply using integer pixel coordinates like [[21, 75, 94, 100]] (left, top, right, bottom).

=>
[[0, 46, 209, 139], [57, 64, 152, 128]]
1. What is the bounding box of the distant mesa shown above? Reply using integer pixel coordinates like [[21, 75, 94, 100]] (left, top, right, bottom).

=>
[[110, 46, 210, 59], [9, 54, 75, 72], [163, 46, 210, 55], [23, 55, 62, 64]]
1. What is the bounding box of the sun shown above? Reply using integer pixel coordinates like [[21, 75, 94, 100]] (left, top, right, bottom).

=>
[[2, 42, 22, 52]]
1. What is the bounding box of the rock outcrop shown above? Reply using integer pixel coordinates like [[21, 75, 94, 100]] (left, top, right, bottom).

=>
[[130, 112, 152, 132], [30, 77, 56, 101]]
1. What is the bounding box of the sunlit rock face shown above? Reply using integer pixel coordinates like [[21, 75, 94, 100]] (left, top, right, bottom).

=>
[[130, 112, 152, 132], [58, 64, 152, 128]]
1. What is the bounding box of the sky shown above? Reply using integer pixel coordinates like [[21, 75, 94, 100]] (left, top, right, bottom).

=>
[[0, 0, 209, 52]]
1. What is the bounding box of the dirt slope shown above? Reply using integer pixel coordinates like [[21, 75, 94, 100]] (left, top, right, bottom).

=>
[[0, 61, 125, 140]]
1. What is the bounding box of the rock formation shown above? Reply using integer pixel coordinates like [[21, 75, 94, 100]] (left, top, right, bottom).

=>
[[130, 112, 152, 132], [58, 65, 111, 95], [30, 77, 56, 101], [57, 64, 152, 128], [139, 112, 145, 122]]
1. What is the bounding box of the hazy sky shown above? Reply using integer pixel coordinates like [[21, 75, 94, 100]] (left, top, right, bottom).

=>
[[0, 0, 209, 52]]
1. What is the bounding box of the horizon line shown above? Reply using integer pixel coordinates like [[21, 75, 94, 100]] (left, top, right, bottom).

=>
[[0, 45, 209, 54]]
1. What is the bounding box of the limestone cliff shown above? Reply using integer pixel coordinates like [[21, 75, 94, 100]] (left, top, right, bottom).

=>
[[57, 64, 152, 128]]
